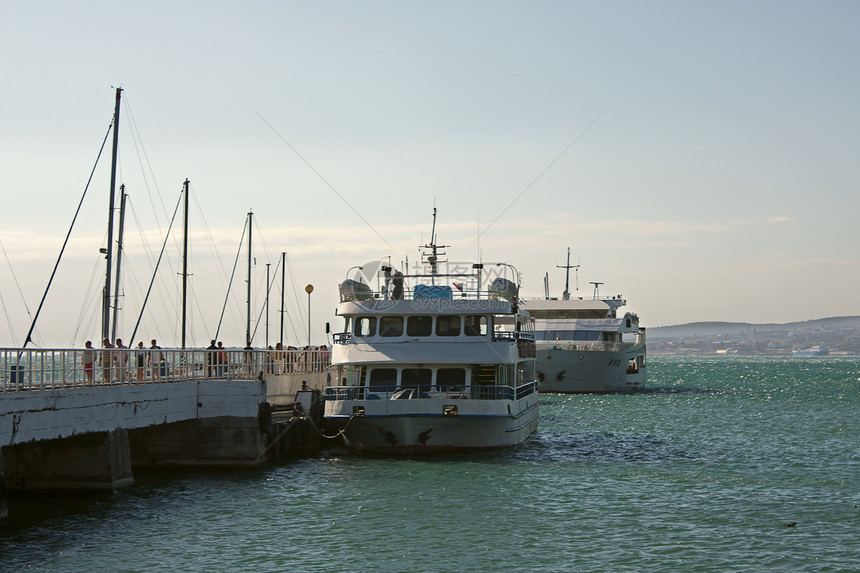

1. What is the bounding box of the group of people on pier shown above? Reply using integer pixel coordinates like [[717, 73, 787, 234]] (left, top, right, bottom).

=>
[[81, 339, 167, 384], [79, 339, 331, 384], [264, 343, 330, 375]]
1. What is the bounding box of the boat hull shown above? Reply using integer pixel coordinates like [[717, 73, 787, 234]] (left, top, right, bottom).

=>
[[325, 394, 539, 453], [536, 345, 646, 393]]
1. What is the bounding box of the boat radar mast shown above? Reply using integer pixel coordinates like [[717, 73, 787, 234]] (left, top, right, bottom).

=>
[[421, 207, 449, 284], [556, 247, 580, 301]]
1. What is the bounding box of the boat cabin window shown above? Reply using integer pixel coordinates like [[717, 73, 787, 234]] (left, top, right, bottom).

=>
[[401, 368, 432, 390], [436, 315, 461, 336], [379, 316, 404, 337], [574, 331, 600, 341], [369, 368, 397, 389], [407, 316, 433, 337], [437, 368, 466, 391], [464, 315, 488, 336], [354, 317, 376, 337]]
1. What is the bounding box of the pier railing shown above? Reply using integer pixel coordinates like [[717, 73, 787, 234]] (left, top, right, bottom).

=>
[[0, 347, 332, 392]]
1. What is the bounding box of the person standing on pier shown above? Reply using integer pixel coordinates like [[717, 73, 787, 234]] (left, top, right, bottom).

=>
[[135, 342, 146, 381], [217, 341, 226, 377], [207, 339, 217, 377], [149, 340, 163, 381], [99, 338, 114, 383], [115, 339, 129, 383], [82, 340, 95, 384]]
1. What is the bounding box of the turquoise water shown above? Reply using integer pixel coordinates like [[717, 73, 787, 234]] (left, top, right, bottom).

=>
[[2, 356, 858, 572]]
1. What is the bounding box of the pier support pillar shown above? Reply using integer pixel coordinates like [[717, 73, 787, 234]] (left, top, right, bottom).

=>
[[3, 429, 134, 492], [0, 449, 7, 526], [129, 417, 267, 468]]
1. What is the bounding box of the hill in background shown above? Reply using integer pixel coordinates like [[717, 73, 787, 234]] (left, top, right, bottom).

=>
[[645, 316, 860, 356]]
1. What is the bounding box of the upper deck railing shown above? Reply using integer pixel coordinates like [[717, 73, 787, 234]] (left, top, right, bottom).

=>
[[535, 340, 644, 353], [332, 329, 535, 345], [340, 262, 520, 304], [325, 380, 537, 403], [0, 347, 332, 392]]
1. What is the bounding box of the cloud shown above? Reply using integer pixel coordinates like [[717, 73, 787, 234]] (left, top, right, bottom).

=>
[[766, 216, 794, 224]]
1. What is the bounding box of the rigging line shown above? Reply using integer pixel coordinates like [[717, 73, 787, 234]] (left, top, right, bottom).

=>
[[215, 214, 249, 341], [0, 238, 34, 321], [0, 280, 17, 344], [250, 263, 279, 342], [190, 183, 232, 285], [251, 213, 276, 269], [189, 186, 244, 341], [128, 197, 177, 340], [283, 253, 305, 342], [71, 239, 108, 345], [249, 215, 279, 318], [253, 110, 393, 250], [465, 108, 608, 251], [21, 120, 114, 349], [124, 95, 169, 232], [129, 191, 183, 344], [191, 291, 212, 346]]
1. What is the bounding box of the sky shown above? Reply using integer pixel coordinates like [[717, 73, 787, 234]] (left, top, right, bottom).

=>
[[1, 0, 859, 349]]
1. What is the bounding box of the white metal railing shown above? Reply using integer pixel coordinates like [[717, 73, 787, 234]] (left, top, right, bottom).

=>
[[325, 381, 538, 402], [0, 347, 332, 392], [535, 340, 644, 353]]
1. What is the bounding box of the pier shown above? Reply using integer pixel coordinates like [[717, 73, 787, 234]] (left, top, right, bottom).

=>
[[1, 346, 331, 524]]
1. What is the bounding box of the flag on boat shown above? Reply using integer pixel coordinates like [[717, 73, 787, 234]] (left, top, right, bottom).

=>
[[452, 282, 463, 292]]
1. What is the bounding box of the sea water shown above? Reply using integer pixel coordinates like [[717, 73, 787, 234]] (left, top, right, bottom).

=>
[[2, 356, 858, 572]]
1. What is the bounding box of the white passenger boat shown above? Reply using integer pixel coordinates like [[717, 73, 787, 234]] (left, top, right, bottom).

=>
[[324, 210, 539, 453], [529, 249, 646, 393]]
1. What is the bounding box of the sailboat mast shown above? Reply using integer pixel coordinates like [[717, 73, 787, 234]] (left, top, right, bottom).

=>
[[181, 178, 190, 349], [102, 87, 122, 342], [110, 186, 127, 341], [246, 211, 253, 348], [265, 263, 271, 348], [279, 252, 285, 346]]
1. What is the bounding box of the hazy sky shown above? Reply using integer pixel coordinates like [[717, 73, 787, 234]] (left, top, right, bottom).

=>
[[1, 0, 859, 348]]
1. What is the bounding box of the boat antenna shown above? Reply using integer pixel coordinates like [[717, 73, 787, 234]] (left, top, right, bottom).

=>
[[557, 247, 579, 301], [590, 281, 603, 300], [421, 206, 448, 284]]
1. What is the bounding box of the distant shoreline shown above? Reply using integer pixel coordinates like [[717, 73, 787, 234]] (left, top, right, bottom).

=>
[[645, 316, 860, 356]]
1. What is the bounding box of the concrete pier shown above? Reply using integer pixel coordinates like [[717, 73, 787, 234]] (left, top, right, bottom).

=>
[[129, 417, 267, 468], [0, 451, 6, 524], [4, 428, 133, 492], [1, 346, 333, 524]]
